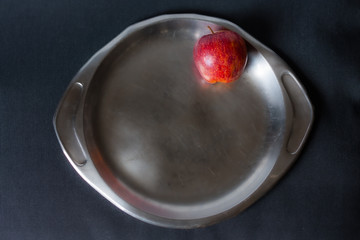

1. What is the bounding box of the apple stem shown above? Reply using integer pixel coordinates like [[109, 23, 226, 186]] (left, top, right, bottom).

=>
[[208, 26, 215, 34]]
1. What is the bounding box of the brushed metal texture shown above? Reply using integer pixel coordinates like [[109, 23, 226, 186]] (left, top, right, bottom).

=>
[[54, 14, 313, 228]]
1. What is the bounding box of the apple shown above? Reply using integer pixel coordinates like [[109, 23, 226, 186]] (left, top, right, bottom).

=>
[[193, 27, 248, 84]]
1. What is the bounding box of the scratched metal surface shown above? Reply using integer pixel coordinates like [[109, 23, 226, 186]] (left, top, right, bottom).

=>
[[54, 14, 313, 228]]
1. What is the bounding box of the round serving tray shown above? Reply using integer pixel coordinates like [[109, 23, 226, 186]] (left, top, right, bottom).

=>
[[54, 14, 313, 228]]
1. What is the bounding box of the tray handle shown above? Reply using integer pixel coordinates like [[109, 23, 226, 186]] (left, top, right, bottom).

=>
[[54, 82, 87, 166], [281, 72, 313, 154]]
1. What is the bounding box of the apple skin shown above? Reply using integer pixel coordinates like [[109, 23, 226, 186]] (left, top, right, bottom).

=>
[[193, 30, 247, 84]]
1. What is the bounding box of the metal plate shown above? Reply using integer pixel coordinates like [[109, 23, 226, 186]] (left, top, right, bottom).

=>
[[54, 14, 313, 228]]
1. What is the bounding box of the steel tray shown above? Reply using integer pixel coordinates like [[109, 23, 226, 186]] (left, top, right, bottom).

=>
[[54, 14, 313, 228]]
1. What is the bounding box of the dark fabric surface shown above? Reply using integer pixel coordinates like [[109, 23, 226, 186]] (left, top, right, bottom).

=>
[[1, 0, 359, 239]]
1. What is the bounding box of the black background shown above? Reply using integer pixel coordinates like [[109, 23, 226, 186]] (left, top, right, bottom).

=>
[[1, 0, 359, 239]]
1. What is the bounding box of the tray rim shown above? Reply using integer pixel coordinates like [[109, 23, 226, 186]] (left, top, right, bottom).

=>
[[53, 13, 314, 228]]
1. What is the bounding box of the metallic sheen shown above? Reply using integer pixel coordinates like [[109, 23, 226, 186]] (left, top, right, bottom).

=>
[[54, 14, 313, 228]]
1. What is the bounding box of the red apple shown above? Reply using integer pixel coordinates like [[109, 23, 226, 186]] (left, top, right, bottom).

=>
[[193, 27, 248, 84]]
